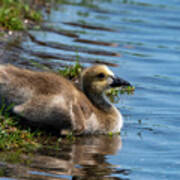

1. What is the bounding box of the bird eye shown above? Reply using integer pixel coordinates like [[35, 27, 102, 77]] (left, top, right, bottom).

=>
[[97, 73, 105, 78]]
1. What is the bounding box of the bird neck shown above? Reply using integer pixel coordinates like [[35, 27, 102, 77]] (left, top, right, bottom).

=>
[[84, 89, 112, 112]]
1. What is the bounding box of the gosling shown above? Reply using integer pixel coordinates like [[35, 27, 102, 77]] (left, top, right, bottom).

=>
[[0, 64, 131, 135]]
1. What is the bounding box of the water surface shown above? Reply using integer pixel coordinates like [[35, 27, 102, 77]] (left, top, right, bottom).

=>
[[0, 0, 180, 179]]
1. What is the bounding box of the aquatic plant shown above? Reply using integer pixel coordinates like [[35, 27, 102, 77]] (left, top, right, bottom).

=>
[[58, 61, 83, 79]]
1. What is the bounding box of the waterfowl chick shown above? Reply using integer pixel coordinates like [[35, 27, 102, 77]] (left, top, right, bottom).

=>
[[0, 64, 131, 135]]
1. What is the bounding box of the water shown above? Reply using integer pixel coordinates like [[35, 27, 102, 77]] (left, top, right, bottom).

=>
[[1, 0, 180, 179]]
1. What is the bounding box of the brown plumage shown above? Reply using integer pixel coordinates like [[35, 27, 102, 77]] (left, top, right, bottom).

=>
[[0, 64, 131, 135]]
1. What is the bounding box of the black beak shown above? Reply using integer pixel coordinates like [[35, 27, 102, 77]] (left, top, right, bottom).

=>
[[110, 76, 132, 88]]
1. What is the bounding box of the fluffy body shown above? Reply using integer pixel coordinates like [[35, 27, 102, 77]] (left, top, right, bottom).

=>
[[0, 64, 124, 135]]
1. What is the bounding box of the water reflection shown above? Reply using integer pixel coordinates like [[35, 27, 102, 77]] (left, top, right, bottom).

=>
[[0, 136, 131, 180], [29, 135, 130, 180]]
